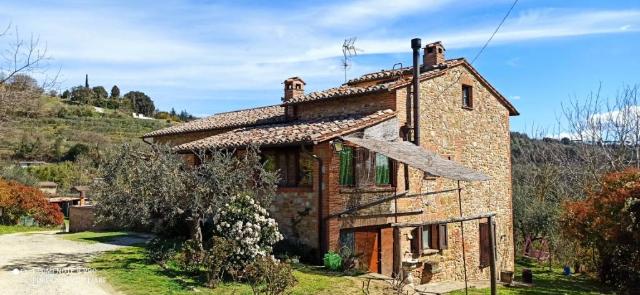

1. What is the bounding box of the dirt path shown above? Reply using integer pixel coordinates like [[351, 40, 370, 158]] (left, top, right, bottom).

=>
[[0, 231, 148, 295]]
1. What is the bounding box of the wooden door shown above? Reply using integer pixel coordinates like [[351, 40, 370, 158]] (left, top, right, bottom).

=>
[[355, 229, 380, 273]]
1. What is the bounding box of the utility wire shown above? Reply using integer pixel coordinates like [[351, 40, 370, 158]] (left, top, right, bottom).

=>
[[431, 0, 519, 101], [469, 0, 519, 65]]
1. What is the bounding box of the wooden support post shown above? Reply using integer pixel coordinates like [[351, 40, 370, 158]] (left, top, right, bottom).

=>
[[393, 227, 401, 276], [488, 215, 497, 295]]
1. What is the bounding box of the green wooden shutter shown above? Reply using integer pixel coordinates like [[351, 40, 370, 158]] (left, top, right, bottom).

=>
[[375, 153, 390, 185], [339, 147, 354, 185]]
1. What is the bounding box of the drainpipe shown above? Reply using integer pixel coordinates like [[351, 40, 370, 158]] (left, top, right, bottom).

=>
[[411, 38, 421, 146], [301, 145, 325, 262]]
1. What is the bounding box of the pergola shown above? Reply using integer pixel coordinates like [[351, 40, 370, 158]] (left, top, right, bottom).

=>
[[339, 132, 498, 295]]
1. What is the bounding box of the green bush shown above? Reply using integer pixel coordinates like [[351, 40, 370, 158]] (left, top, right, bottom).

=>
[[242, 256, 297, 295], [146, 237, 181, 268], [323, 252, 342, 271]]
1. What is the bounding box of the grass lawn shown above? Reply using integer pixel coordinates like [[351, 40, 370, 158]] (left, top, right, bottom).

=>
[[0, 224, 58, 235], [450, 257, 610, 295], [90, 245, 379, 295], [89, 239, 610, 295], [59, 231, 131, 244]]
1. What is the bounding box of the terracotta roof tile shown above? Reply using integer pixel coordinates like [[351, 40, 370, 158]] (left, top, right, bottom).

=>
[[174, 109, 396, 151], [345, 58, 464, 85], [282, 59, 466, 106], [143, 105, 286, 137], [282, 84, 391, 105]]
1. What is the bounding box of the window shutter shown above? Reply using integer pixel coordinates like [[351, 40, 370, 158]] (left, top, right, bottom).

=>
[[479, 222, 490, 267], [438, 224, 448, 250], [429, 224, 439, 249], [411, 226, 423, 255], [339, 147, 354, 186]]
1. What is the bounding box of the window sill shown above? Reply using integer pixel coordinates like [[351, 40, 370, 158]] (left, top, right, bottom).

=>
[[462, 106, 474, 111], [339, 186, 397, 194], [420, 249, 440, 257]]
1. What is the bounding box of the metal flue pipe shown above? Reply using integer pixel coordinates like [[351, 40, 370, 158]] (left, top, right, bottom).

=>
[[411, 38, 421, 146]]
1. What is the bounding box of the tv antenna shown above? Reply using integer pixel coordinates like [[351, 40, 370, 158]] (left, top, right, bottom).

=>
[[342, 37, 363, 82]]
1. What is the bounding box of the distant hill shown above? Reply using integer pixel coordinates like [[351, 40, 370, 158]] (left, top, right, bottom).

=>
[[0, 96, 170, 161]]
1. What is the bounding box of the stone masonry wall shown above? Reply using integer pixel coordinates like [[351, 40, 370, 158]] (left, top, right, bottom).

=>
[[296, 92, 396, 120], [151, 128, 231, 146], [392, 64, 514, 282], [68, 205, 111, 232], [269, 188, 318, 248]]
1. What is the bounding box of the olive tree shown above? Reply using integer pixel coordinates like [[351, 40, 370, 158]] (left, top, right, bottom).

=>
[[92, 143, 278, 250]]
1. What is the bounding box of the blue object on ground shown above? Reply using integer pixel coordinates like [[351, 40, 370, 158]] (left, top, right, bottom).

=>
[[563, 266, 571, 276]]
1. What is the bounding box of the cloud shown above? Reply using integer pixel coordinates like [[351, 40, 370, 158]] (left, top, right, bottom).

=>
[[511, 95, 521, 100], [312, 0, 454, 28], [2, 1, 640, 115]]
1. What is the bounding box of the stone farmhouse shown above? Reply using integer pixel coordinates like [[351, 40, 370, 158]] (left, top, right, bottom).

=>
[[143, 39, 518, 285]]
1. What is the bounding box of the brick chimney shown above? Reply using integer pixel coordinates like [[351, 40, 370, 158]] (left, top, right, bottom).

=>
[[423, 41, 446, 68], [282, 77, 306, 102]]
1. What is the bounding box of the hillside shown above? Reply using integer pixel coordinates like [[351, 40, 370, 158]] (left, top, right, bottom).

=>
[[0, 96, 170, 160]]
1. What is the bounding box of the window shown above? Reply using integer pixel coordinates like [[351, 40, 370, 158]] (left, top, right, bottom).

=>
[[411, 224, 448, 255], [375, 154, 391, 185], [462, 85, 473, 108], [422, 226, 431, 251], [339, 147, 394, 187], [263, 148, 313, 187]]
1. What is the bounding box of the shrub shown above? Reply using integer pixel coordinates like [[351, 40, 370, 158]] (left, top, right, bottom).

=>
[[323, 252, 342, 271], [212, 194, 283, 268], [146, 237, 181, 268], [563, 168, 640, 293], [242, 256, 297, 295], [0, 178, 64, 226], [203, 237, 236, 287], [63, 143, 90, 161], [178, 239, 206, 274], [0, 165, 39, 186], [27, 162, 80, 191]]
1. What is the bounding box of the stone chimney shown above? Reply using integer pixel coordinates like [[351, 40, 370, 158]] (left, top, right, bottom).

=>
[[282, 77, 306, 102], [423, 41, 446, 68]]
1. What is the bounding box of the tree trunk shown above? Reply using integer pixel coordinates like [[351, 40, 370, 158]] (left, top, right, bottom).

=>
[[188, 215, 204, 251]]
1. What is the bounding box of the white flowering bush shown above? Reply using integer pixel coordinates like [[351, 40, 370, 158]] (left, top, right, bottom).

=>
[[213, 194, 283, 267]]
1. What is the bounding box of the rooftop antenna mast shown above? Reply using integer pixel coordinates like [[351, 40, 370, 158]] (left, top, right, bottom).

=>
[[342, 37, 363, 83]]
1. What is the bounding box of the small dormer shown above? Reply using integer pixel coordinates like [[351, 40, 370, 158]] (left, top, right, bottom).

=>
[[423, 41, 446, 68], [283, 77, 306, 102]]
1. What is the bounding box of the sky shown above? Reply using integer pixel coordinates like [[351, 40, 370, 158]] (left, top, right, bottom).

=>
[[1, 0, 639, 133]]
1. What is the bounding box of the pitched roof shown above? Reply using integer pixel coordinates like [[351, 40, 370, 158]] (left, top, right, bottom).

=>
[[282, 83, 391, 105], [143, 105, 286, 137], [37, 181, 58, 187], [174, 109, 396, 151], [345, 58, 464, 85], [287, 58, 518, 116], [281, 59, 463, 106]]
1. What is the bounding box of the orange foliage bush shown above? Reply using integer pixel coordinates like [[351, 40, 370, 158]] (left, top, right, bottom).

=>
[[563, 169, 640, 292], [0, 178, 64, 226]]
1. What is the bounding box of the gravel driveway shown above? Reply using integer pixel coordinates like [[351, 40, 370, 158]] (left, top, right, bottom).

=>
[[0, 231, 148, 295]]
